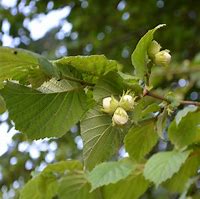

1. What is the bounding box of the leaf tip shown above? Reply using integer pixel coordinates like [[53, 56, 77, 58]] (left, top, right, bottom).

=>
[[156, 24, 166, 29]]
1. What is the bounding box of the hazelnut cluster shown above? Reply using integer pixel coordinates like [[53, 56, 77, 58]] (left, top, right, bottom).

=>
[[148, 40, 171, 67], [102, 93, 136, 126]]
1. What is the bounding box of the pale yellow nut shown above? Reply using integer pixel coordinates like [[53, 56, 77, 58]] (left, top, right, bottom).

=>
[[154, 50, 171, 66], [112, 107, 128, 125], [119, 94, 136, 111], [102, 96, 119, 114]]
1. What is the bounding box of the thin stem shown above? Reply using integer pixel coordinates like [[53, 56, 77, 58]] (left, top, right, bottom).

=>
[[143, 88, 200, 106]]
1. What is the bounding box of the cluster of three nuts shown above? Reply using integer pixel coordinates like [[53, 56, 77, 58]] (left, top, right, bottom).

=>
[[102, 94, 136, 126]]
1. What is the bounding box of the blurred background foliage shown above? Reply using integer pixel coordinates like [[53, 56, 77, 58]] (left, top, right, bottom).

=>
[[1, 0, 200, 198]]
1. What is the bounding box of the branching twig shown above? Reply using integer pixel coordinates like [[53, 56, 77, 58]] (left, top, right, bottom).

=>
[[143, 87, 200, 106], [153, 67, 200, 77]]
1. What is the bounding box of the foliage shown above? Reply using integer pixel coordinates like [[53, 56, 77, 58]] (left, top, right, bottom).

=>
[[1, 16, 200, 198]]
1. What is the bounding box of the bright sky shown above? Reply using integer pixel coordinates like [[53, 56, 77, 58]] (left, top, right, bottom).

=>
[[0, 112, 17, 156], [0, 0, 18, 8], [1, 0, 72, 45], [24, 6, 72, 40]]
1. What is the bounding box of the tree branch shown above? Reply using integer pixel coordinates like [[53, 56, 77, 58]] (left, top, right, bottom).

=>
[[153, 67, 200, 77], [143, 88, 200, 106]]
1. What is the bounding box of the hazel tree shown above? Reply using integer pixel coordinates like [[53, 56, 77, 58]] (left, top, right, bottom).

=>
[[0, 24, 200, 199]]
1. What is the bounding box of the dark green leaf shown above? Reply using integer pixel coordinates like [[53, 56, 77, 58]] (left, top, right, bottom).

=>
[[93, 71, 142, 102], [93, 72, 125, 101]]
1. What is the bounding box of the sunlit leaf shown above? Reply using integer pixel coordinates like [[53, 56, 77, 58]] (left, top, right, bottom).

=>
[[164, 152, 200, 193], [0, 47, 58, 87], [54, 55, 122, 76], [175, 106, 197, 125], [88, 159, 135, 191], [144, 150, 191, 187]]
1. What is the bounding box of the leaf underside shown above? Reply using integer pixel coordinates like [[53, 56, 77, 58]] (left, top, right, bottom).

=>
[[1, 82, 86, 139], [81, 108, 124, 170]]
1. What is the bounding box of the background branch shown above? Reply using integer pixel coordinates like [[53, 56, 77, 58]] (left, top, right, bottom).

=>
[[143, 88, 200, 106]]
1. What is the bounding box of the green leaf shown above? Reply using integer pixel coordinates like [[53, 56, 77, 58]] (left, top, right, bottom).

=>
[[124, 120, 158, 161], [164, 152, 200, 193], [80, 108, 124, 170], [131, 24, 166, 80], [131, 96, 157, 123], [43, 160, 83, 173], [93, 71, 142, 102], [54, 55, 122, 76], [117, 71, 142, 93], [144, 150, 191, 187], [93, 72, 125, 101], [141, 103, 160, 117], [88, 159, 135, 191], [0, 47, 58, 87], [58, 172, 100, 199], [0, 82, 86, 139], [20, 174, 58, 199], [103, 174, 149, 199], [20, 160, 81, 199], [175, 106, 198, 125], [168, 111, 200, 148], [0, 95, 6, 114], [93, 72, 141, 101], [117, 71, 140, 81]]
